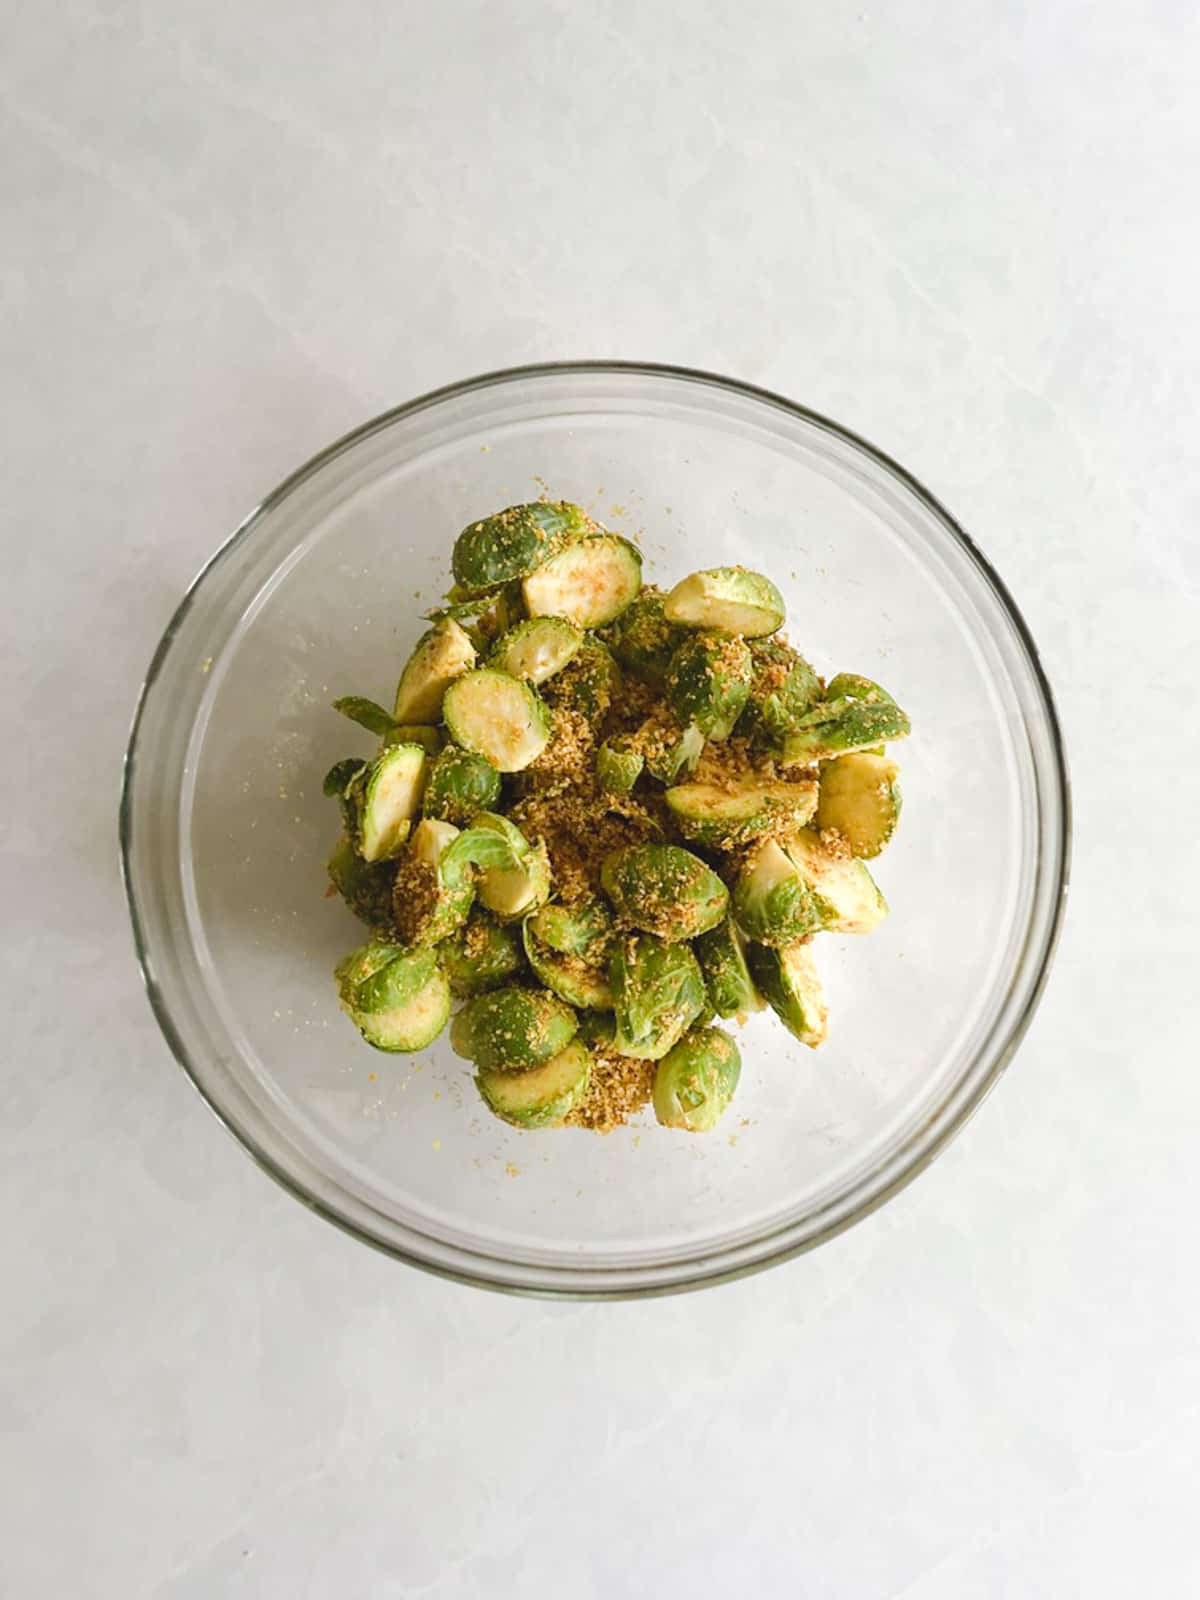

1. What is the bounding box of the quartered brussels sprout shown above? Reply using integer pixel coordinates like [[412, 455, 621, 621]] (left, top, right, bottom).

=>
[[393, 618, 477, 724], [652, 1026, 742, 1131], [541, 638, 622, 720], [335, 940, 451, 1052], [488, 616, 583, 684], [442, 668, 551, 772], [609, 934, 707, 1060], [444, 812, 551, 921], [451, 500, 595, 593], [392, 818, 476, 947], [530, 898, 613, 959], [603, 587, 689, 689], [694, 916, 766, 1017], [635, 713, 705, 785], [731, 837, 824, 946], [816, 751, 902, 859], [350, 743, 430, 862], [327, 837, 398, 930], [781, 674, 911, 765], [523, 919, 613, 1009], [663, 631, 753, 741], [664, 777, 818, 849], [780, 828, 888, 934], [438, 907, 525, 998], [601, 843, 728, 942], [595, 738, 645, 795], [422, 743, 502, 826], [522, 533, 643, 629], [476, 1039, 592, 1128], [664, 567, 785, 637], [740, 639, 822, 746], [450, 984, 579, 1071], [746, 941, 828, 1047]]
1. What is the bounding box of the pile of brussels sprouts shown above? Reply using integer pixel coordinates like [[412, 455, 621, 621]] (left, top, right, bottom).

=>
[[323, 500, 910, 1134]]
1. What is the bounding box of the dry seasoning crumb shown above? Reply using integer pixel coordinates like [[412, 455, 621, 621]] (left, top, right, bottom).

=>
[[391, 857, 440, 945], [566, 1047, 655, 1132], [818, 827, 854, 861], [505, 1162, 521, 1178]]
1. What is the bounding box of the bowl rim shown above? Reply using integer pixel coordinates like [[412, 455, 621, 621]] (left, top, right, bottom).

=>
[[119, 359, 1072, 1299]]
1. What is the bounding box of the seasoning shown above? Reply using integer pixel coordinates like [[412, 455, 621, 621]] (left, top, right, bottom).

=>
[[566, 1046, 655, 1132]]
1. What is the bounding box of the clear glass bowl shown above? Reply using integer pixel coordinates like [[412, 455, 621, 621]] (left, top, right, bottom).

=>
[[121, 362, 1069, 1298]]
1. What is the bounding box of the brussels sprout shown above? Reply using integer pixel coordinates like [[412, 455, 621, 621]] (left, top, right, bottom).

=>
[[780, 828, 888, 934], [530, 898, 614, 959], [664, 777, 819, 849], [382, 723, 444, 755], [327, 837, 398, 930], [451, 501, 595, 593], [603, 587, 689, 688], [444, 813, 551, 921], [609, 934, 706, 1060], [442, 669, 551, 772], [438, 907, 525, 997], [600, 844, 728, 942], [596, 739, 644, 795], [541, 638, 622, 720], [816, 751, 902, 858], [391, 818, 476, 946], [781, 675, 910, 765], [731, 838, 824, 946], [335, 940, 451, 1052], [476, 1040, 592, 1129], [663, 567, 785, 637], [422, 743, 502, 825], [449, 984, 578, 1071], [488, 616, 583, 684], [635, 713, 705, 785], [523, 920, 613, 1009], [746, 941, 828, 1047], [353, 743, 430, 862], [576, 1010, 616, 1049], [522, 534, 643, 628], [652, 1026, 742, 1131], [740, 639, 822, 745], [332, 695, 398, 738], [664, 632, 753, 741], [324, 758, 368, 835], [694, 916, 766, 1017], [393, 618, 477, 724]]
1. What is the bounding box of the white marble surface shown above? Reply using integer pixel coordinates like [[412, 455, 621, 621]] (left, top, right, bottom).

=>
[[4, 3, 1199, 1594]]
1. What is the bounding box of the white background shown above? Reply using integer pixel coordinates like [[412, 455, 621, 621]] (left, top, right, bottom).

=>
[[4, 3, 1199, 1595]]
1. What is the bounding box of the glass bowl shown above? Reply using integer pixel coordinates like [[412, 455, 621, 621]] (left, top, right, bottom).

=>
[[121, 362, 1069, 1298]]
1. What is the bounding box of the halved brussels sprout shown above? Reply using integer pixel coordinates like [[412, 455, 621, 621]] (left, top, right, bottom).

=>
[[523, 919, 613, 1009], [444, 813, 551, 921], [635, 713, 705, 785], [600, 844, 728, 942], [335, 940, 451, 1052], [740, 639, 822, 745], [652, 1026, 742, 1131], [488, 616, 584, 684], [541, 638, 622, 720], [816, 751, 902, 858], [422, 743, 502, 826], [354, 743, 430, 862], [780, 828, 888, 934], [664, 632, 753, 740], [663, 567, 785, 637], [392, 818, 476, 946], [781, 674, 910, 765], [731, 837, 824, 946], [664, 777, 818, 849], [609, 934, 706, 1060], [438, 906, 525, 997], [603, 587, 689, 689], [393, 618, 477, 724], [745, 941, 828, 1047], [332, 695, 398, 738], [694, 916, 766, 1017], [442, 668, 551, 772], [522, 534, 643, 628], [449, 984, 578, 1071], [476, 1039, 592, 1128], [530, 898, 613, 959], [451, 501, 595, 593], [327, 837, 398, 930], [595, 738, 644, 795]]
